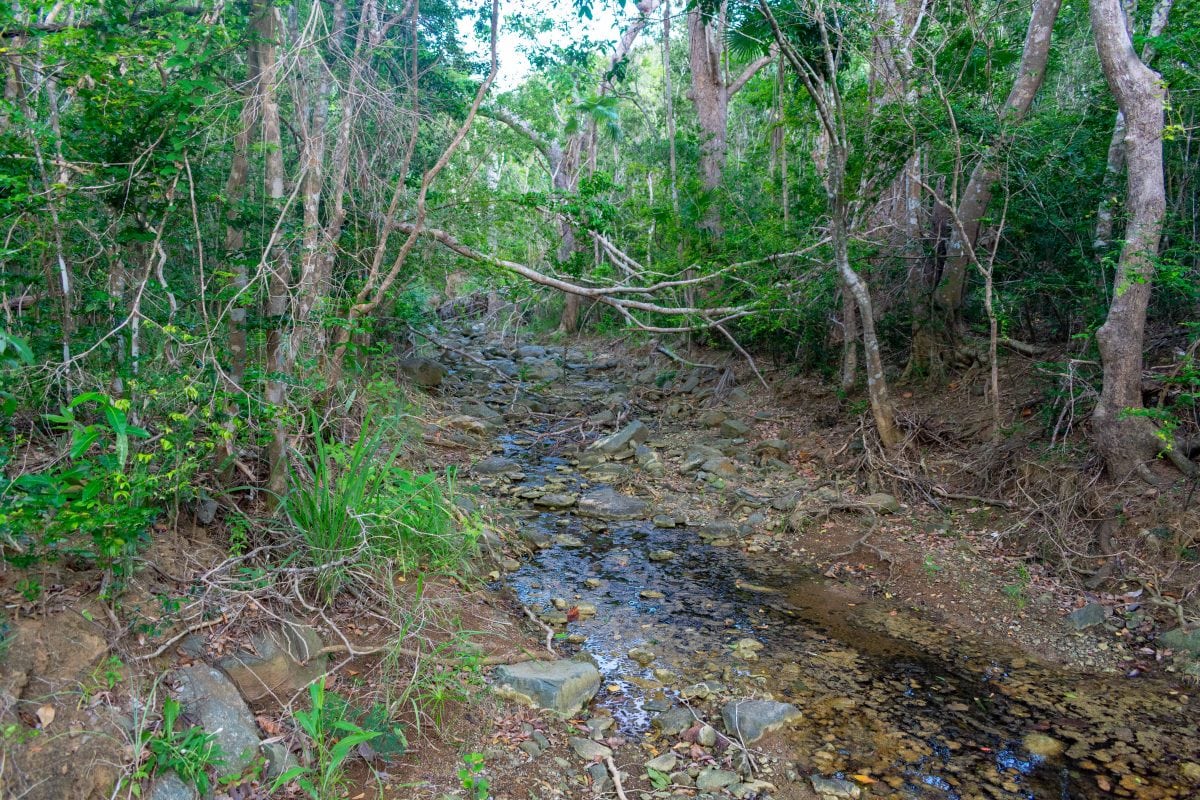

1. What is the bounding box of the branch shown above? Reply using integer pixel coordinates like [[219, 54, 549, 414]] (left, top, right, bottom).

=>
[[728, 47, 778, 97], [479, 106, 561, 168], [1, 5, 204, 37]]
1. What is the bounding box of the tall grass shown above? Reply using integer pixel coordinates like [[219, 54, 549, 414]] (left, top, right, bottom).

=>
[[283, 416, 478, 600]]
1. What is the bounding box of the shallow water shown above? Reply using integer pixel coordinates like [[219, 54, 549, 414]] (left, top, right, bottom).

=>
[[489, 421, 1199, 799]]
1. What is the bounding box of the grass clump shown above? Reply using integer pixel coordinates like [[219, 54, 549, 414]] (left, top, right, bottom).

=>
[[283, 415, 478, 600]]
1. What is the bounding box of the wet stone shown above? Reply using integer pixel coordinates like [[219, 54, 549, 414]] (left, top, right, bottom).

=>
[[588, 420, 650, 455], [493, 658, 601, 716], [578, 487, 649, 521], [652, 706, 694, 736], [810, 776, 862, 799], [722, 699, 801, 744]]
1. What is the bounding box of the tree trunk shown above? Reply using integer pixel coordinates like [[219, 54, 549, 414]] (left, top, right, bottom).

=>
[[1089, 0, 1185, 480], [935, 0, 1062, 321], [256, 2, 292, 502], [1094, 0, 1174, 251]]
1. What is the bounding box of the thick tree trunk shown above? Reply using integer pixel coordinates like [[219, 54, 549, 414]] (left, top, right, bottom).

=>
[[935, 0, 1062, 320], [1089, 0, 1186, 479]]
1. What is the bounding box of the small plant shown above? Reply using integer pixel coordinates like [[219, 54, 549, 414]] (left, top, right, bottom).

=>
[[1003, 564, 1032, 609], [921, 554, 942, 576], [270, 679, 383, 799], [459, 752, 488, 800], [135, 697, 224, 795]]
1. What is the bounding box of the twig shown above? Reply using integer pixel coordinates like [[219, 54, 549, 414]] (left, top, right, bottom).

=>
[[604, 755, 630, 800], [132, 614, 228, 661], [931, 486, 1015, 508], [318, 642, 534, 666], [523, 604, 557, 655], [656, 343, 721, 370]]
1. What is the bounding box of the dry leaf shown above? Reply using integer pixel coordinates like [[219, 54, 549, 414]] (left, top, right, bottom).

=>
[[36, 704, 55, 728]]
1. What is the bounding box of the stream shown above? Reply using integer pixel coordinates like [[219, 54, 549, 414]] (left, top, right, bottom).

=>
[[438, 330, 1199, 800]]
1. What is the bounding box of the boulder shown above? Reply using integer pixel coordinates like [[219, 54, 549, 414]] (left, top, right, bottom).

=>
[[577, 487, 648, 521], [1161, 627, 1200, 655], [175, 664, 262, 776], [397, 357, 448, 388], [492, 658, 601, 716], [588, 420, 649, 455], [721, 699, 801, 744], [652, 706, 694, 736], [472, 456, 520, 475], [217, 620, 327, 704], [533, 492, 577, 510]]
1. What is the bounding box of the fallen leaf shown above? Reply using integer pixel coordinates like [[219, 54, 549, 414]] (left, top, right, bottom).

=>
[[36, 704, 55, 728], [851, 774, 876, 784]]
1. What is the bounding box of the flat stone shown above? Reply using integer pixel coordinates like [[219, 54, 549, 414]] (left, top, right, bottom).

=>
[[1160, 626, 1200, 654], [652, 706, 694, 736], [697, 768, 739, 792], [1067, 602, 1107, 630], [472, 456, 520, 475], [570, 736, 613, 761], [147, 773, 199, 800], [720, 419, 751, 438], [702, 457, 739, 479], [732, 780, 778, 799], [578, 487, 648, 521], [721, 699, 801, 744], [587, 762, 611, 791], [534, 492, 577, 510], [645, 753, 678, 773], [217, 620, 327, 704], [648, 550, 676, 562], [175, 664, 262, 776], [588, 420, 650, 455], [811, 775, 862, 798], [652, 514, 676, 528], [493, 658, 601, 716]]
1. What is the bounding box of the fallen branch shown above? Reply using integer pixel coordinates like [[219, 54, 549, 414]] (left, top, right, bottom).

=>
[[656, 343, 721, 370], [931, 486, 1015, 508], [132, 614, 228, 661], [522, 604, 557, 655], [318, 642, 535, 666], [604, 755, 630, 800]]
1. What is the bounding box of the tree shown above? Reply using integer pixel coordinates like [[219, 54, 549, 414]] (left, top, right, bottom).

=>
[[1089, 0, 1192, 480]]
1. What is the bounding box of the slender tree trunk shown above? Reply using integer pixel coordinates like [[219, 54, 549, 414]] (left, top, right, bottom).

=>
[[1094, 0, 1174, 251], [257, 2, 293, 502], [935, 0, 1062, 322], [1089, 0, 1187, 479]]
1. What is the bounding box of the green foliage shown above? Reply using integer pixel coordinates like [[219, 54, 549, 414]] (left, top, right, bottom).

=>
[[459, 752, 489, 800], [270, 679, 384, 800], [283, 415, 478, 600], [135, 697, 224, 796]]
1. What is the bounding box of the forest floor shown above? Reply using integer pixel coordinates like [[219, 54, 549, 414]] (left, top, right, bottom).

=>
[[2, 316, 1199, 800]]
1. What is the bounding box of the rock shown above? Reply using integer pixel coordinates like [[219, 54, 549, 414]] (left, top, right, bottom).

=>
[[1067, 603, 1107, 630], [526, 362, 564, 381], [397, 356, 448, 388], [175, 664, 263, 776], [652, 514, 676, 528], [586, 715, 614, 737], [753, 439, 790, 460], [262, 741, 297, 781], [721, 699, 801, 744], [1023, 732, 1065, 757], [516, 344, 547, 359], [217, 620, 327, 704], [671, 771, 696, 788], [588, 420, 650, 455], [472, 456, 520, 475], [587, 762, 611, 791], [1159, 627, 1200, 655], [147, 773, 199, 800], [697, 768, 740, 792], [440, 414, 494, 436], [534, 493, 578, 510], [628, 647, 656, 666], [492, 659, 601, 716], [681, 444, 725, 473], [578, 487, 649, 521], [459, 400, 502, 422], [700, 410, 728, 428], [861, 492, 900, 513], [634, 444, 665, 474], [810, 775, 861, 798], [702, 457, 739, 479], [720, 419, 751, 438], [648, 550, 676, 562], [570, 737, 613, 761], [518, 526, 553, 549], [645, 753, 678, 773], [732, 780, 778, 799], [697, 724, 717, 746], [194, 495, 219, 526], [652, 706, 694, 736], [640, 589, 665, 600]]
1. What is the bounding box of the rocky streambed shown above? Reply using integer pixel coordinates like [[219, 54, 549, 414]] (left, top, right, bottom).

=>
[[425, 325, 1200, 800]]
